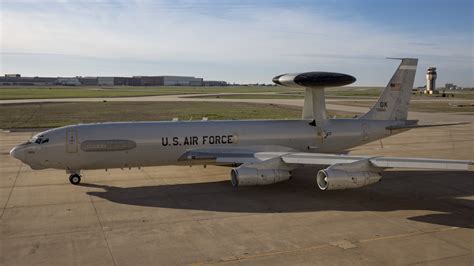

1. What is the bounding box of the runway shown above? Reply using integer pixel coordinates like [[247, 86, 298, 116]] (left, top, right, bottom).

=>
[[1, 113, 473, 265]]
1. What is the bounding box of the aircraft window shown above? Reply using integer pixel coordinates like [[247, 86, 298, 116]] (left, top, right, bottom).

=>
[[34, 137, 49, 144]]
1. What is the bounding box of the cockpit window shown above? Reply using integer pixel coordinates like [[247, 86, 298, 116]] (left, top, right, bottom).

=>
[[33, 137, 49, 144]]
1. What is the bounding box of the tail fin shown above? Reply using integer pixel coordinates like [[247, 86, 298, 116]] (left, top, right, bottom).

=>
[[361, 58, 418, 120]]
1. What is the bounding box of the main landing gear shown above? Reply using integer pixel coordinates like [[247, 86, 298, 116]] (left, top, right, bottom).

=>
[[69, 172, 82, 185]]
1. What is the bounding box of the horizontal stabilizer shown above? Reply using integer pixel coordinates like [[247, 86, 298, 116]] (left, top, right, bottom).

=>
[[386, 122, 470, 130]]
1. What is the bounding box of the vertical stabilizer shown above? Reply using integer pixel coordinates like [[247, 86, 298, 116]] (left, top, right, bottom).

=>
[[361, 58, 418, 120]]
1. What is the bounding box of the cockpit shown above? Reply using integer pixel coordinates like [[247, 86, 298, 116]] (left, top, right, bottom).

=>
[[22, 135, 50, 145], [34, 136, 49, 144], [10, 131, 55, 170]]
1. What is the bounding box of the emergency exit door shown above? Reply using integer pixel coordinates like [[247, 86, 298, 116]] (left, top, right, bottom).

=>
[[66, 130, 78, 153], [361, 122, 370, 141]]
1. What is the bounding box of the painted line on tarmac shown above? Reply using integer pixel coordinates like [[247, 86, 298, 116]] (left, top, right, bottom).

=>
[[0, 163, 22, 219]]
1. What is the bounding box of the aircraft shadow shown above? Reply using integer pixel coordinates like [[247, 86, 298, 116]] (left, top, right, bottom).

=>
[[81, 169, 474, 229]]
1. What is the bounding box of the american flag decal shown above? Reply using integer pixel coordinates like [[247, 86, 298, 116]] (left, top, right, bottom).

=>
[[390, 83, 401, 91]]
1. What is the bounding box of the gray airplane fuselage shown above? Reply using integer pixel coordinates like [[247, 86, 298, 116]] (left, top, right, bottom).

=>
[[12, 119, 405, 171]]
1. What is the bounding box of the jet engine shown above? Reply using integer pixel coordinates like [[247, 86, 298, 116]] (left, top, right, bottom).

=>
[[316, 168, 381, 191], [230, 166, 291, 187]]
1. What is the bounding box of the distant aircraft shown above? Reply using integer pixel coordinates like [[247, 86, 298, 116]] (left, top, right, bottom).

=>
[[10, 58, 473, 190]]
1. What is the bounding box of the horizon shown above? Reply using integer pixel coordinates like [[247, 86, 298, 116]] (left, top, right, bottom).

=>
[[1, 0, 473, 87]]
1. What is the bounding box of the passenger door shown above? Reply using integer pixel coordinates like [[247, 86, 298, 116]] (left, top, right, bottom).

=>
[[66, 130, 78, 153]]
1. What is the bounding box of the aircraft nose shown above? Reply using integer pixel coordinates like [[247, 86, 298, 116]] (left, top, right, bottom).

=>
[[10, 146, 25, 161]]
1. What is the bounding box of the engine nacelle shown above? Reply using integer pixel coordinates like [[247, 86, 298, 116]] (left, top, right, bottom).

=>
[[230, 166, 291, 187], [316, 168, 381, 191]]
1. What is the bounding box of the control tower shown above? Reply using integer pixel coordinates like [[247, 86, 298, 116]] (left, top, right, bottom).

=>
[[425, 67, 437, 94]]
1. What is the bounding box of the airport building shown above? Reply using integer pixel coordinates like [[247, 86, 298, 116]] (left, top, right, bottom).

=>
[[1, 74, 222, 87], [97, 77, 143, 86], [1, 74, 94, 86], [57, 77, 81, 86], [98, 76, 203, 86], [78, 77, 98, 86], [203, 80, 228, 86], [97, 77, 117, 86], [160, 76, 203, 86], [135, 76, 163, 86], [0, 74, 57, 86]]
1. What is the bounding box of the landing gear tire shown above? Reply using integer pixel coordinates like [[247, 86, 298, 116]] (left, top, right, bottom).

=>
[[69, 174, 81, 185]]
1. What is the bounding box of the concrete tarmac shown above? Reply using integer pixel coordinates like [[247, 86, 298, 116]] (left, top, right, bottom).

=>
[[1, 119, 473, 265]]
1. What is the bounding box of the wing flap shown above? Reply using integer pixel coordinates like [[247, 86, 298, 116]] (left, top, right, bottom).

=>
[[281, 153, 366, 166], [370, 157, 473, 170]]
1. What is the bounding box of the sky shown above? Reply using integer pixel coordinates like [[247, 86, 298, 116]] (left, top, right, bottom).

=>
[[1, 0, 473, 86]]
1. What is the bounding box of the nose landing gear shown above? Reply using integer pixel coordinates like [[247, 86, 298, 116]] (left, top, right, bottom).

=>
[[68, 170, 82, 185], [69, 174, 81, 185]]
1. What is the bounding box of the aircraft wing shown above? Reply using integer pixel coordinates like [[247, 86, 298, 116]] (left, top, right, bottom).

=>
[[180, 149, 473, 171], [280, 153, 473, 171]]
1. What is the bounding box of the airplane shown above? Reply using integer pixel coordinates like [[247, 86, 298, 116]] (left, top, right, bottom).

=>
[[9, 58, 473, 190]]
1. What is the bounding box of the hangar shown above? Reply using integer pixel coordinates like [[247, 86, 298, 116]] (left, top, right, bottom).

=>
[[97, 76, 203, 86]]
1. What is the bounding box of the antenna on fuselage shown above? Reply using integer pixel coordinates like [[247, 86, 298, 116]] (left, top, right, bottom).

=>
[[272, 72, 356, 124]]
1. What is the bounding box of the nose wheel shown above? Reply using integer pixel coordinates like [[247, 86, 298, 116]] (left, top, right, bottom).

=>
[[69, 174, 81, 185]]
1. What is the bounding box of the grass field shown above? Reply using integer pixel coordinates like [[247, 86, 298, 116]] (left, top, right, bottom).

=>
[[0, 101, 292, 128], [177, 87, 384, 100], [1, 85, 473, 100], [0, 86, 383, 100], [0, 86, 299, 100], [326, 87, 382, 97], [0, 101, 358, 129]]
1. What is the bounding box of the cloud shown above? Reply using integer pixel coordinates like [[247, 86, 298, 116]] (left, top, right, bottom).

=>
[[1, 1, 472, 85]]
